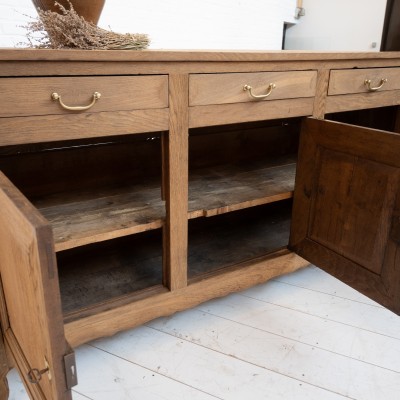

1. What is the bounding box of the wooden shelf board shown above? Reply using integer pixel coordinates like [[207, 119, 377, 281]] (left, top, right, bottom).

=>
[[35, 156, 295, 252], [188, 156, 296, 218], [36, 184, 165, 252]]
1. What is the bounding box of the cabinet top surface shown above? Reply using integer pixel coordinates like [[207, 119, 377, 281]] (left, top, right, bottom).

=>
[[1, 49, 400, 62]]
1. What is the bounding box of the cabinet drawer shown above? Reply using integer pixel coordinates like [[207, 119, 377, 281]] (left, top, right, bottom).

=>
[[328, 68, 400, 95], [189, 71, 317, 106], [0, 75, 168, 117]]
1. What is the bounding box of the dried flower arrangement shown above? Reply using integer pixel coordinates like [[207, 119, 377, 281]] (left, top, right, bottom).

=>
[[21, 1, 150, 50]]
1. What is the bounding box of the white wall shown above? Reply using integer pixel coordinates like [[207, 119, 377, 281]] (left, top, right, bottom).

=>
[[284, 0, 387, 51], [0, 0, 298, 49]]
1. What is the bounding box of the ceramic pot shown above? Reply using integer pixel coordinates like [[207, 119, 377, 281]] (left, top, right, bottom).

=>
[[31, 0, 106, 24]]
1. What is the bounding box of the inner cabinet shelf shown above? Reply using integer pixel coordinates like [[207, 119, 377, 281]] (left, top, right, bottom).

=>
[[58, 229, 164, 317], [188, 200, 292, 279], [188, 120, 299, 219], [1, 50, 400, 400], [186, 119, 299, 279], [0, 133, 165, 252], [188, 156, 296, 218]]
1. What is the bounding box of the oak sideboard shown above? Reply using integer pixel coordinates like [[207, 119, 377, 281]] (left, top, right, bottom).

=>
[[0, 49, 399, 399]]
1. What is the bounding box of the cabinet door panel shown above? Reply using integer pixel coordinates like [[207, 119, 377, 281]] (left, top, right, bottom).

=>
[[0, 171, 73, 399], [290, 118, 400, 314]]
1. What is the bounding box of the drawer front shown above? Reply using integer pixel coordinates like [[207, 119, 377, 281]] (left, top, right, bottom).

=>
[[328, 67, 400, 95], [0, 75, 168, 117], [189, 71, 317, 106]]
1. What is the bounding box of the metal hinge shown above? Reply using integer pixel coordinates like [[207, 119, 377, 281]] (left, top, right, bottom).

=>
[[64, 352, 78, 389]]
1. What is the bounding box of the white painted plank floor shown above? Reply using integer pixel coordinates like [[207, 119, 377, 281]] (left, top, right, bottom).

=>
[[8, 265, 400, 400]]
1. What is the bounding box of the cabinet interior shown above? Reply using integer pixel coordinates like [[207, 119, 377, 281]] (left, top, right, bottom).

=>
[[326, 105, 399, 131], [188, 119, 301, 279], [0, 133, 168, 317]]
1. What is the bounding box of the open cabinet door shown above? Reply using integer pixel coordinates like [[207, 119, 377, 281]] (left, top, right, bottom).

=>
[[0, 172, 75, 399], [290, 118, 400, 315]]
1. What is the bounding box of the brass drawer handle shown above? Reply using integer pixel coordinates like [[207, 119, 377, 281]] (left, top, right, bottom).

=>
[[243, 83, 276, 100], [51, 91, 101, 111], [364, 78, 388, 92]]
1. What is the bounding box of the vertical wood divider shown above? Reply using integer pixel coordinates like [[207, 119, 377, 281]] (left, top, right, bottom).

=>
[[313, 69, 330, 119], [164, 74, 189, 290]]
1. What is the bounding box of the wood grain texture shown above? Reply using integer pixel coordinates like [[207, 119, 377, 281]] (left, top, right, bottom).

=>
[[0, 172, 72, 399], [312, 69, 330, 119], [4, 60, 400, 78], [189, 97, 314, 128], [189, 71, 317, 106], [188, 157, 296, 218], [325, 90, 400, 113], [64, 251, 308, 347], [328, 67, 400, 95], [38, 184, 165, 252], [1, 49, 400, 62], [0, 76, 168, 117], [164, 74, 189, 290], [0, 108, 169, 146], [290, 118, 400, 314]]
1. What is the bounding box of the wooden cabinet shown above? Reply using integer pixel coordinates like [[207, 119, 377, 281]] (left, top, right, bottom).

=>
[[0, 50, 399, 400]]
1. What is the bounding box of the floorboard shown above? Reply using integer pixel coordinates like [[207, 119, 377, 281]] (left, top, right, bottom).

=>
[[7, 266, 400, 400]]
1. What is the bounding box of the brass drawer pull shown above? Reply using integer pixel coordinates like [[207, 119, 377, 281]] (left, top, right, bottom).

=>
[[243, 83, 276, 100], [51, 91, 101, 111], [364, 78, 388, 92]]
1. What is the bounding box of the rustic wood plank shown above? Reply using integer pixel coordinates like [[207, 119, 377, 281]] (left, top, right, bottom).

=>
[[149, 306, 400, 400], [164, 75, 189, 291], [33, 157, 295, 252], [91, 325, 346, 400], [325, 90, 400, 113], [274, 265, 381, 306], [4, 59, 400, 78], [0, 109, 169, 146], [73, 345, 217, 400], [198, 282, 400, 370], [189, 97, 314, 128], [37, 183, 165, 252], [2, 49, 400, 62], [188, 157, 296, 218], [245, 280, 400, 339]]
